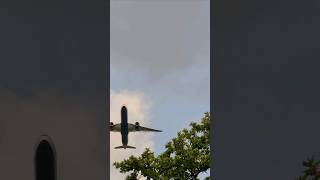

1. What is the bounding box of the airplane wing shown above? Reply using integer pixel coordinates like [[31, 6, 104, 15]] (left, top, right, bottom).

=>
[[128, 123, 162, 132], [110, 122, 121, 132]]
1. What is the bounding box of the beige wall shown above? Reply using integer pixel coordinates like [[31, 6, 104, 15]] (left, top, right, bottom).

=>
[[0, 90, 107, 179]]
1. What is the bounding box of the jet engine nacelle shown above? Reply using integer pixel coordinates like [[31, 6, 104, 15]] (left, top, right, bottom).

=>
[[110, 122, 114, 130], [135, 122, 140, 130]]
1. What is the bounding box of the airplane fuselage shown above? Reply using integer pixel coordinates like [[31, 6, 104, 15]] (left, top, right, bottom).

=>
[[120, 106, 128, 146], [111, 105, 162, 149]]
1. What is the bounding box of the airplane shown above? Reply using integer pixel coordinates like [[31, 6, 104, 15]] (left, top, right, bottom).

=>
[[110, 105, 162, 149]]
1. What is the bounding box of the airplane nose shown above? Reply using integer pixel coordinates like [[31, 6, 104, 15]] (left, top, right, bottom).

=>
[[121, 106, 127, 112]]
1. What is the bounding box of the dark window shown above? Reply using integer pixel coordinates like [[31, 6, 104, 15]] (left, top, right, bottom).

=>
[[35, 140, 55, 180]]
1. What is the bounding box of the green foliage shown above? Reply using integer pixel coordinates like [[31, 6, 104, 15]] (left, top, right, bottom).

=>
[[296, 156, 320, 180], [114, 112, 211, 180]]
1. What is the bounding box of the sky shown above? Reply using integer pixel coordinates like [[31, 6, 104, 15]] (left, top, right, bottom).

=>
[[110, 0, 210, 179], [214, 0, 320, 179], [3, 0, 320, 179]]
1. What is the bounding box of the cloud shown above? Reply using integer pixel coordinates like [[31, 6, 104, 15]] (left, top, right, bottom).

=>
[[110, 0, 210, 105], [110, 1, 209, 80], [110, 89, 153, 179]]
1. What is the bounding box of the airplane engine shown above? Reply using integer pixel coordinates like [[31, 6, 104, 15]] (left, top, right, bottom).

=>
[[135, 122, 140, 130], [110, 122, 114, 130]]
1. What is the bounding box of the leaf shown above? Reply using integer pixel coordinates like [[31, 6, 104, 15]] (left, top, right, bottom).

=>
[[113, 112, 211, 179]]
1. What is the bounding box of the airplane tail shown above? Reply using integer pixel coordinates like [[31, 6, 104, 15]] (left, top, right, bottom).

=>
[[114, 145, 136, 149]]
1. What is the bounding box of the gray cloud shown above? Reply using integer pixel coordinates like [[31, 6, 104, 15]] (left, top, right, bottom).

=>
[[110, 1, 210, 106], [111, 1, 209, 80]]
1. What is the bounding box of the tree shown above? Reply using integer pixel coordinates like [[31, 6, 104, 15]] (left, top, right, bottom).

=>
[[296, 156, 320, 180], [113, 112, 211, 180]]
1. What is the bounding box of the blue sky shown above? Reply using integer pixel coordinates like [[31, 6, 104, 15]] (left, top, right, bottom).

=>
[[110, 0, 210, 178]]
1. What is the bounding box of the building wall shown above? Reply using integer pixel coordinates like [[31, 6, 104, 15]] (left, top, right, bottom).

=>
[[0, 0, 108, 179]]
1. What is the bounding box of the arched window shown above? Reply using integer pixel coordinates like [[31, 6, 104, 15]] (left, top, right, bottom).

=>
[[35, 137, 56, 180]]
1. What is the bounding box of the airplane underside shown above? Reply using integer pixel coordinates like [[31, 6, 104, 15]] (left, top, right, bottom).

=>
[[110, 106, 162, 149]]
